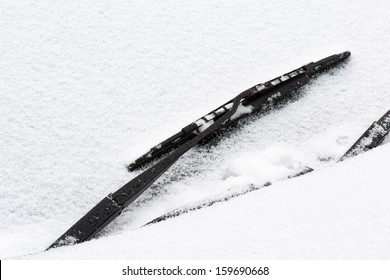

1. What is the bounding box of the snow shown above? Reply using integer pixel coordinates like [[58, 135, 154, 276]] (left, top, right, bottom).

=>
[[229, 103, 254, 120], [223, 146, 306, 183], [1, 0, 390, 259], [24, 143, 390, 259]]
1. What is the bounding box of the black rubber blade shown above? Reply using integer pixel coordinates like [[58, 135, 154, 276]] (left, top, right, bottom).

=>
[[339, 110, 390, 161]]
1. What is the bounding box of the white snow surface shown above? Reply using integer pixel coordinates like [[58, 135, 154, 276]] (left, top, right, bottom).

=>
[[1, 0, 390, 259]]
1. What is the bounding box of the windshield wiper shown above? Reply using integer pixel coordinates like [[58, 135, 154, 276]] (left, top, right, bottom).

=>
[[47, 51, 351, 250]]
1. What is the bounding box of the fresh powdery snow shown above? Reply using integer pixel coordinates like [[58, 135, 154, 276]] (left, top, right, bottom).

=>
[[1, 0, 390, 259]]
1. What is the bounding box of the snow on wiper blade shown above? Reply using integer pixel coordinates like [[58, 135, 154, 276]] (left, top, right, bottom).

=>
[[128, 51, 351, 171]]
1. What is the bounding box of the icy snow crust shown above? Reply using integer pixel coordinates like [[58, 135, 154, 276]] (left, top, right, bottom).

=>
[[1, 0, 390, 259]]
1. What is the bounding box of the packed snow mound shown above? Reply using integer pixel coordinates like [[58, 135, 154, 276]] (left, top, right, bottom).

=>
[[25, 142, 390, 259], [223, 146, 307, 184]]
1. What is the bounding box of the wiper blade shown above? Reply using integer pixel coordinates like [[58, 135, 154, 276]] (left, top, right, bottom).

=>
[[47, 51, 350, 250], [339, 110, 390, 161], [128, 51, 351, 171]]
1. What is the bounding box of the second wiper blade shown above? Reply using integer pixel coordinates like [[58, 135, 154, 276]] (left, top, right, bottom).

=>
[[339, 109, 390, 161], [128, 51, 351, 171]]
